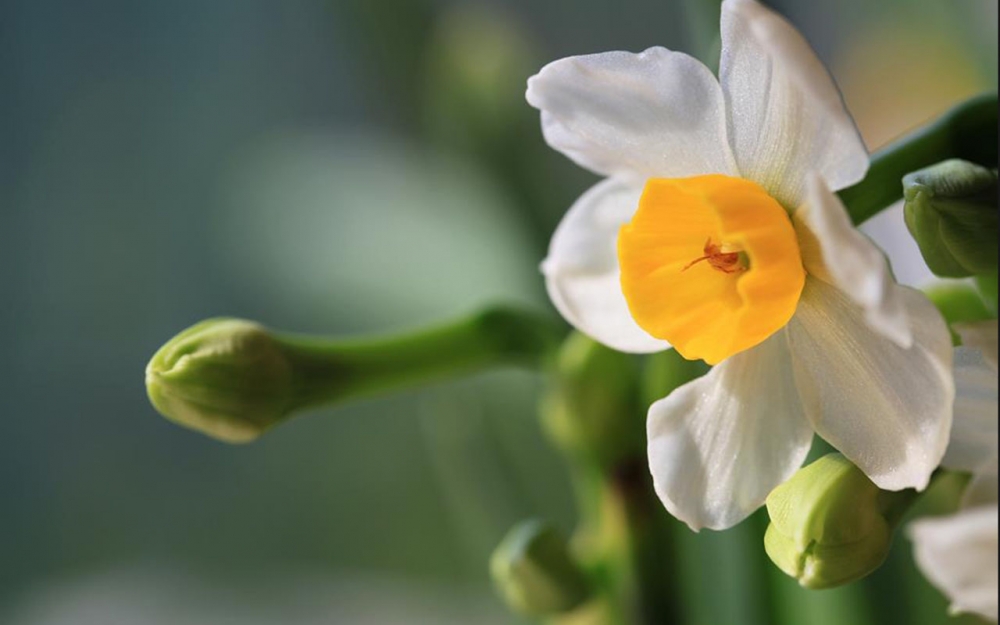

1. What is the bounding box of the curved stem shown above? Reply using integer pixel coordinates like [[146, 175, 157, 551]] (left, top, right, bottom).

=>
[[284, 305, 565, 411], [839, 92, 998, 225]]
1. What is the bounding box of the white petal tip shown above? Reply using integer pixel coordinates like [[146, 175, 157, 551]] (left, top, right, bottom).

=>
[[871, 469, 932, 493]]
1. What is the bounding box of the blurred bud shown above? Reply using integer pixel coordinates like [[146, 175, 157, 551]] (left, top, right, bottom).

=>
[[765, 454, 895, 589], [490, 519, 591, 617], [145, 318, 293, 443], [423, 6, 537, 149], [903, 159, 998, 277], [540, 333, 642, 470]]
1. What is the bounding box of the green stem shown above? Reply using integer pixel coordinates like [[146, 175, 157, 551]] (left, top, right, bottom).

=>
[[284, 306, 565, 410], [560, 453, 686, 625], [840, 92, 998, 225], [539, 339, 702, 625], [146, 307, 564, 443]]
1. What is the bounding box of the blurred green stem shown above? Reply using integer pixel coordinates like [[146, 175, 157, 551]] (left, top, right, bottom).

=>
[[284, 306, 564, 410], [541, 343, 705, 625], [680, 0, 722, 67], [564, 459, 684, 625], [840, 93, 998, 225]]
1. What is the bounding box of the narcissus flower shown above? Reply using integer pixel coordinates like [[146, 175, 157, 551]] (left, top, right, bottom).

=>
[[910, 321, 998, 623], [527, 0, 954, 529]]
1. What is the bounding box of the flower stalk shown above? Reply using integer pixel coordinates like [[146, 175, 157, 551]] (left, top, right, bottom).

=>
[[517, 337, 704, 625], [146, 306, 563, 442]]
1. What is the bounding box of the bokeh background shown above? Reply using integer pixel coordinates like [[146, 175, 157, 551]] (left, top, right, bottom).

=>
[[1, 0, 996, 623]]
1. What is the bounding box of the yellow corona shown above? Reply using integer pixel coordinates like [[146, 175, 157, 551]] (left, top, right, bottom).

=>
[[617, 175, 805, 364]]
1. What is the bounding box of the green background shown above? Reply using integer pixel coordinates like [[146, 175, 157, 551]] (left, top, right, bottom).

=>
[[1, 0, 995, 622]]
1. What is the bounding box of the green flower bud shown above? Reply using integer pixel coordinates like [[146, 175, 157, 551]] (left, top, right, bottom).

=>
[[903, 159, 998, 277], [540, 333, 643, 470], [146, 308, 562, 443], [489, 519, 591, 617], [765, 454, 910, 589], [145, 318, 294, 443]]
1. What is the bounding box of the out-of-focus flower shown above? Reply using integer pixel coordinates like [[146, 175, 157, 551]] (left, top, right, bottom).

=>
[[910, 320, 998, 623], [941, 320, 999, 492], [527, 0, 953, 530], [910, 505, 998, 622]]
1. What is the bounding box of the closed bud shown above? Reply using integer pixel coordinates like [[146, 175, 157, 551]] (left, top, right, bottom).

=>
[[145, 318, 294, 443], [540, 333, 643, 470], [489, 519, 591, 617], [765, 454, 897, 589], [903, 159, 998, 277]]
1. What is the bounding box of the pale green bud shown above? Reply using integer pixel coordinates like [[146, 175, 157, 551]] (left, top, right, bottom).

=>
[[765, 454, 903, 589], [145, 318, 294, 443], [903, 159, 998, 277], [489, 520, 591, 617]]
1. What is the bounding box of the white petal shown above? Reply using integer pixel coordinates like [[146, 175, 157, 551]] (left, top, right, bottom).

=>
[[955, 320, 999, 370], [542, 178, 668, 353], [909, 505, 999, 622], [962, 457, 999, 509], [719, 0, 868, 206], [858, 201, 937, 289], [647, 331, 813, 531], [787, 279, 953, 491], [793, 174, 911, 347], [526, 47, 737, 180], [943, 346, 999, 473]]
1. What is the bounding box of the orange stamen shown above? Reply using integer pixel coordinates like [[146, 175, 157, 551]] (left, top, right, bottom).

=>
[[682, 238, 745, 274]]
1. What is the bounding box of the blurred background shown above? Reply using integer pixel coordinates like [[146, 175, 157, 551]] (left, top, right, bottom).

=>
[[1, 0, 995, 623]]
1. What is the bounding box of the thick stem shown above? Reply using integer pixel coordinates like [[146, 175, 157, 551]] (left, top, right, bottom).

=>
[[839, 93, 998, 225], [545, 346, 705, 625], [560, 458, 685, 625]]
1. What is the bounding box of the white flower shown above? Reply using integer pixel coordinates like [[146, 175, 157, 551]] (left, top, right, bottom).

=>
[[527, 0, 954, 530], [910, 320, 998, 623]]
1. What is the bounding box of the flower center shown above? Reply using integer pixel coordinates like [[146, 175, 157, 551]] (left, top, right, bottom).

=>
[[617, 174, 805, 365], [682, 238, 747, 274]]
